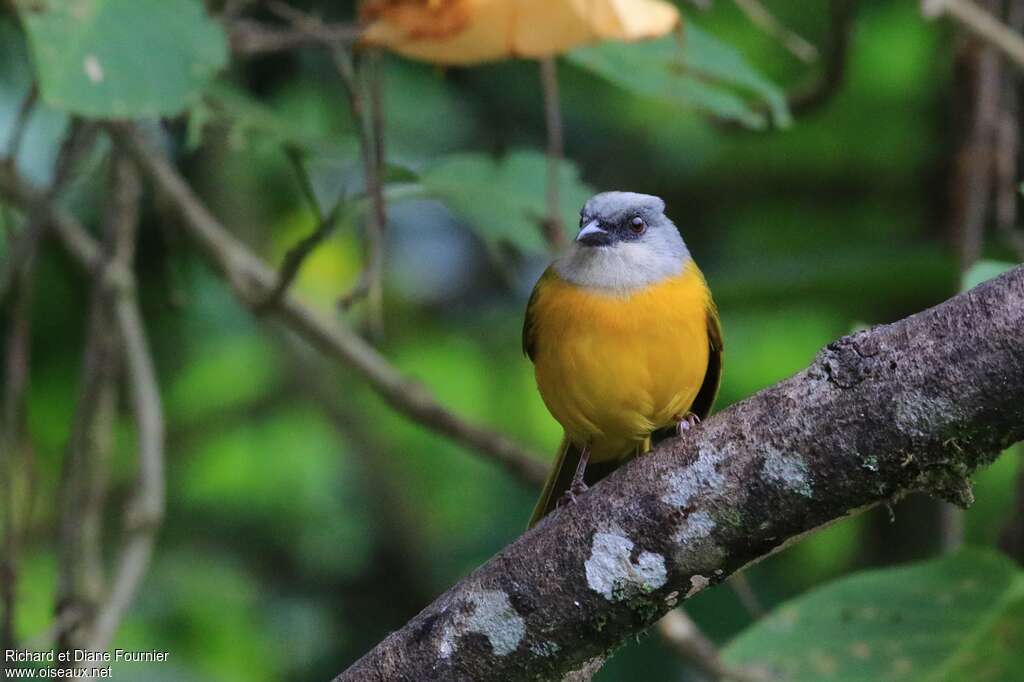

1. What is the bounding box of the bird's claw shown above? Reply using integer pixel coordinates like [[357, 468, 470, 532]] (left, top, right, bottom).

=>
[[675, 412, 701, 436], [556, 480, 589, 508]]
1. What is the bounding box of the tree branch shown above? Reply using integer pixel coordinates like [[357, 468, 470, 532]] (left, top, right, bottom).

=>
[[0, 126, 547, 488], [335, 265, 1024, 681], [733, 0, 819, 63], [539, 56, 566, 250], [228, 18, 361, 57], [260, 3, 387, 333], [923, 0, 1024, 71], [657, 609, 763, 682], [254, 146, 346, 313], [3, 83, 37, 162], [0, 212, 36, 662], [85, 157, 164, 654], [786, 0, 858, 116]]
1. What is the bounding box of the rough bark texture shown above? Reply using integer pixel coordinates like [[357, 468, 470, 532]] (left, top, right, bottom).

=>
[[336, 266, 1024, 682]]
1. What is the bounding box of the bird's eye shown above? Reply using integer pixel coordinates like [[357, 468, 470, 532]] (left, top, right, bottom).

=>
[[629, 216, 646, 234], [579, 215, 586, 228]]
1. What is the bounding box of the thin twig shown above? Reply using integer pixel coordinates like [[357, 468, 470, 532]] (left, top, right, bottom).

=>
[[787, 0, 858, 116], [255, 206, 345, 312], [3, 121, 97, 654], [55, 261, 120, 654], [0, 213, 36, 662], [539, 56, 566, 250], [658, 609, 765, 681], [264, 1, 360, 44], [24, 606, 84, 653], [716, 0, 858, 128], [87, 292, 164, 652], [949, 6, 1001, 273], [727, 572, 765, 620], [86, 157, 164, 653], [228, 18, 361, 56], [324, 33, 383, 325], [255, 148, 347, 313], [106, 125, 548, 488], [733, 0, 819, 63], [56, 153, 145, 654], [3, 83, 38, 163], [0, 120, 96, 305], [994, 0, 1024, 261], [263, 3, 387, 332], [923, 0, 1024, 70], [337, 48, 387, 338]]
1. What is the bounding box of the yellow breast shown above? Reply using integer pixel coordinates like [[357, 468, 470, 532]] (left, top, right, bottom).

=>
[[529, 260, 712, 461]]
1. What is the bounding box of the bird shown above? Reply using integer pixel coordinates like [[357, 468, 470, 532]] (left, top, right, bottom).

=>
[[523, 191, 722, 528]]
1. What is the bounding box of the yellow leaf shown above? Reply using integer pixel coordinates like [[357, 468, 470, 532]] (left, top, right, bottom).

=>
[[360, 0, 681, 64]]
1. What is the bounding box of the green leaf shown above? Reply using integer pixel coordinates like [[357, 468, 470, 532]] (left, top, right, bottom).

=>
[[192, 82, 338, 153], [303, 144, 420, 215], [419, 151, 594, 255], [961, 259, 1017, 292], [567, 25, 790, 130], [723, 549, 1024, 681], [684, 24, 792, 128], [17, 0, 227, 118]]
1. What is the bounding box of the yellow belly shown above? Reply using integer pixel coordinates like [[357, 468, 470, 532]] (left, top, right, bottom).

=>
[[531, 261, 712, 461]]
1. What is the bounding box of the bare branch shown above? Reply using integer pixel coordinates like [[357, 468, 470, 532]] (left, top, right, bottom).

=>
[[228, 18, 361, 56], [786, 0, 858, 116], [260, 4, 387, 332], [3, 83, 38, 163], [85, 156, 165, 653], [658, 609, 764, 681], [923, 0, 1024, 70], [733, 0, 819, 63], [263, 1, 361, 45], [995, 0, 1024, 261], [55, 153, 151, 655], [948, 9, 1002, 273], [19, 125, 547, 489], [715, 0, 858, 128], [0, 120, 96, 306], [336, 47, 387, 338], [726, 572, 765, 620], [55, 268, 120, 652], [0, 149, 159, 653], [255, 148, 347, 313], [335, 265, 1024, 680], [0, 211, 37, 660], [539, 57, 566, 250], [87, 282, 165, 652]]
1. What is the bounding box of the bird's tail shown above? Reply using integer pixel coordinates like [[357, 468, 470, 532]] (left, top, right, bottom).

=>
[[527, 435, 633, 529], [527, 435, 578, 528]]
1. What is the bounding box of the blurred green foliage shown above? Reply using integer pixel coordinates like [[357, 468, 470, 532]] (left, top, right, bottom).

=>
[[725, 549, 1024, 681], [1, 0, 1023, 680]]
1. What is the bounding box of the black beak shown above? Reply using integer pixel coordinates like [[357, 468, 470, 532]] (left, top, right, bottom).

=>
[[576, 220, 613, 247]]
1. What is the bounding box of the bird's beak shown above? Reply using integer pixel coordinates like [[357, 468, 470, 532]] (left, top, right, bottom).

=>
[[576, 220, 611, 246]]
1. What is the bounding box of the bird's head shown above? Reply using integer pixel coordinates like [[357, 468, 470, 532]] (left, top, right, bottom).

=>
[[554, 191, 690, 292]]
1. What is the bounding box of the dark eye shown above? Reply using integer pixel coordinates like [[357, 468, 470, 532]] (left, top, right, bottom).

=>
[[629, 216, 646, 234], [580, 215, 586, 228]]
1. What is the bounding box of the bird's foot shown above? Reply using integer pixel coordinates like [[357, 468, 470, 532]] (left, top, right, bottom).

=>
[[675, 412, 701, 436], [556, 479, 590, 508]]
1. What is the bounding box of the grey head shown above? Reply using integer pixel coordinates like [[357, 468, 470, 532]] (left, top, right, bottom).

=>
[[553, 191, 690, 292]]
